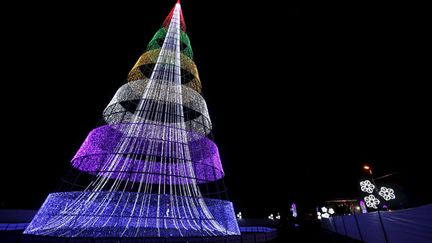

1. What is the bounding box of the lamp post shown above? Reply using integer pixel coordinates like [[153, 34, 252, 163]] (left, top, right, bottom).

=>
[[363, 165, 379, 193], [363, 164, 389, 243], [363, 165, 382, 207]]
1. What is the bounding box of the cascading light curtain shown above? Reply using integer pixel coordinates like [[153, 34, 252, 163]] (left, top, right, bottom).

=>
[[24, 2, 240, 238]]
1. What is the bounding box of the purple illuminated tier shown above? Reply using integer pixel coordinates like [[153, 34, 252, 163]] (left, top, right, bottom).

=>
[[23, 192, 240, 237], [71, 123, 224, 183]]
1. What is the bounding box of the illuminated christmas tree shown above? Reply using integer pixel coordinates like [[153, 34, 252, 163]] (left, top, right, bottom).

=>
[[24, 1, 240, 238]]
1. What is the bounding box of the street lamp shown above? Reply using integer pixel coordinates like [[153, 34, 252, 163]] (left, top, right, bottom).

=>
[[363, 165, 372, 175], [363, 165, 377, 190], [362, 164, 389, 242]]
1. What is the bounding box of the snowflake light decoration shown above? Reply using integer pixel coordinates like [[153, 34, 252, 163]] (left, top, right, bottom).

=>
[[364, 195, 380, 209], [360, 180, 375, 193], [379, 187, 396, 201], [317, 206, 333, 219]]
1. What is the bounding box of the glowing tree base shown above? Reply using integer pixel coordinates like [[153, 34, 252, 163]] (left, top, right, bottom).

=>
[[24, 192, 239, 237]]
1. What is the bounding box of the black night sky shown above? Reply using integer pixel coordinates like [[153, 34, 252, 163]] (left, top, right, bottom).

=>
[[1, 2, 430, 218]]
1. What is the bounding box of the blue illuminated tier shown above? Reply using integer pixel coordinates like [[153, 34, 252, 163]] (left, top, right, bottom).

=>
[[24, 192, 240, 237]]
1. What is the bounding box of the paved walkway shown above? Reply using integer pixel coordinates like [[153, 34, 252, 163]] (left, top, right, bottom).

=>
[[272, 220, 361, 243], [0, 221, 361, 243]]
